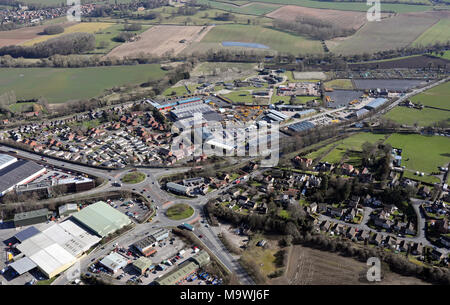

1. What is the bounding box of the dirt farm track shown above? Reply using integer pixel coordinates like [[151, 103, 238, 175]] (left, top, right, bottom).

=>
[[106, 25, 214, 58]]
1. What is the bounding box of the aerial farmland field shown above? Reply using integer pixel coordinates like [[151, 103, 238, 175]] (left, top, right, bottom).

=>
[[186, 24, 324, 54], [328, 11, 447, 55], [385, 134, 450, 175], [21, 22, 114, 46], [0, 64, 166, 103], [106, 25, 213, 58], [412, 18, 450, 46], [384, 81, 450, 126], [244, 0, 434, 13], [266, 5, 375, 30], [320, 133, 387, 165], [0, 21, 76, 47]]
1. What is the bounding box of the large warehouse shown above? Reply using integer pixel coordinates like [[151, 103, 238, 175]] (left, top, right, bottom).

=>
[[12, 220, 101, 278], [71, 201, 131, 238], [0, 154, 46, 197]]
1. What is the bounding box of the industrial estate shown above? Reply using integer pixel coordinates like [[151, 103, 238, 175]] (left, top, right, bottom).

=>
[[0, 0, 449, 291]]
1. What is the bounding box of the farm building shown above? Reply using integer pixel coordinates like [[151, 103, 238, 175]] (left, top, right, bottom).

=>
[[132, 257, 153, 275], [100, 252, 129, 274], [71, 201, 131, 238], [58, 204, 79, 217], [0, 157, 46, 197], [365, 98, 388, 110], [14, 209, 49, 227], [14, 220, 100, 278]]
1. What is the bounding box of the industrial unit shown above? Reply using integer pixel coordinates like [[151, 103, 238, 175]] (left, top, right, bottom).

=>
[[14, 209, 49, 227], [71, 201, 132, 238], [154, 250, 210, 285], [100, 252, 129, 274], [12, 220, 101, 278], [0, 154, 46, 197]]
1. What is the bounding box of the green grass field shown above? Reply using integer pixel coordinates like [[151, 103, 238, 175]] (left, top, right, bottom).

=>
[[386, 134, 450, 175], [0, 64, 166, 103], [410, 81, 450, 109], [321, 133, 387, 165], [166, 204, 194, 220], [384, 81, 450, 126], [384, 107, 449, 127], [196, 24, 323, 54], [223, 90, 255, 103], [121, 171, 146, 184], [324, 79, 354, 90], [412, 19, 450, 46]]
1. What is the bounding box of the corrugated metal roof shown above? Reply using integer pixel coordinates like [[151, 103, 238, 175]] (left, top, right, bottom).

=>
[[9, 257, 37, 275], [14, 208, 48, 222], [71, 201, 131, 238], [100, 252, 128, 271], [14, 226, 40, 242], [155, 261, 198, 285], [0, 160, 45, 194]]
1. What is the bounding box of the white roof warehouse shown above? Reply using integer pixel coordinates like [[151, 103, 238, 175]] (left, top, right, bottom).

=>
[[14, 220, 101, 278]]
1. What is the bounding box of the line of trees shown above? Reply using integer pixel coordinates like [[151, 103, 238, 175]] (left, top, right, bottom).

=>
[[0, 32, 95, 58]]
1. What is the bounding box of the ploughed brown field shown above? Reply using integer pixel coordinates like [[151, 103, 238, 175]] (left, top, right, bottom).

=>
[[106, 25, 214, 58], [270, 245, 429, 285], [266, 5, 389, 30], [0, 22, 76, 47]]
